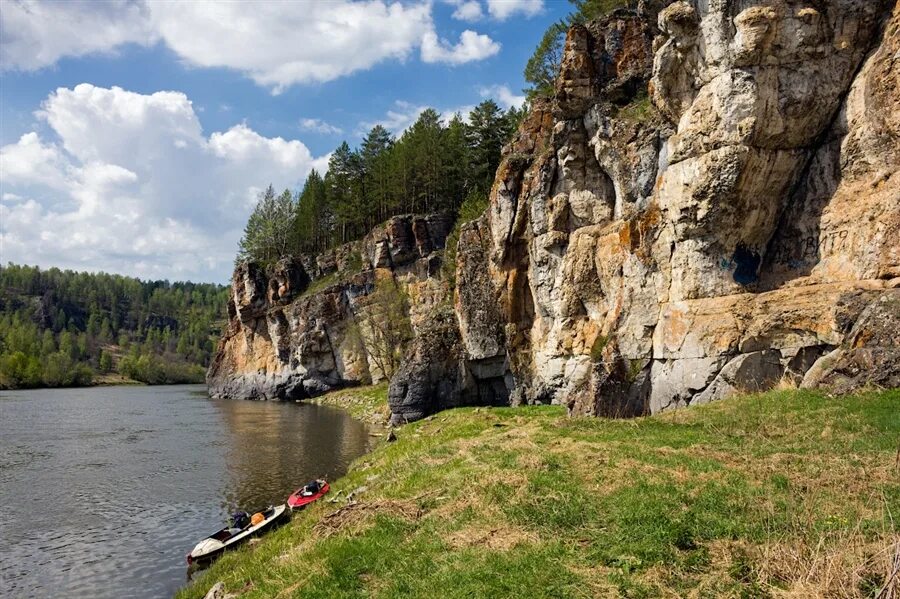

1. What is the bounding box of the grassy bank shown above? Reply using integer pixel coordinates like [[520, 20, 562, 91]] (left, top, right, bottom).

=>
[[178, 389, 899, 598], [308, 383, 391, 426]]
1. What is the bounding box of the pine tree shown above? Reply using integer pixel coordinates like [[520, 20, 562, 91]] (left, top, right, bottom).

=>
[[441, 114, 470, 212], [237, 185, 297, 267], [326, 143, 360, 244], [360, 126, 395, 225], [524, 21, 567, 99], [466, 100, 507, 193], [405, 109, 444, 213]]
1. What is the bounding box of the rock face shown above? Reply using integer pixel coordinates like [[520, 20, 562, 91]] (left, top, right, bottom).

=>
[[207, 214, 453, 400], [211, 1, 899, 422], [438, 0, 899, 420]]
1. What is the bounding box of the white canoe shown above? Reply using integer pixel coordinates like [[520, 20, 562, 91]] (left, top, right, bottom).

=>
[[187, 504, 287, 564]]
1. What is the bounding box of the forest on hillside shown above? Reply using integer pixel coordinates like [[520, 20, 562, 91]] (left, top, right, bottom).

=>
[[235, 0, 631, 268], [0, 264, 229, 389], [238, 99, 522, 266]]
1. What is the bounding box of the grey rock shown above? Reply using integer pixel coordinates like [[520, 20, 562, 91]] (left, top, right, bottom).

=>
[[388, 308, 464, 425], [802, 291, 900, 393], [693, 350, 783, 405], [203, 582, 231, 599]]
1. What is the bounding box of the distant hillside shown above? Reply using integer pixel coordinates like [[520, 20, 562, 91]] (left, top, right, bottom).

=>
[[0, 263, 229, 389]]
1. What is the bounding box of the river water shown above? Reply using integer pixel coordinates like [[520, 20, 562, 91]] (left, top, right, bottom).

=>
[[0, 385, 371, 598]]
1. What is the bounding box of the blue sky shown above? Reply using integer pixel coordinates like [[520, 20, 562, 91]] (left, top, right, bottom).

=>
[[0, 1, 568, 283]]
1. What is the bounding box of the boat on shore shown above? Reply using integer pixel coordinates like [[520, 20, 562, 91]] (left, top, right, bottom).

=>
[[187, 504, 287, 564], [287, 479, 329, 511]]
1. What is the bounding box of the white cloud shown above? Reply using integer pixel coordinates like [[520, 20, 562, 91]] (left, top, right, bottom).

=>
[[0, 0, 157, 71], [299, 118, 344, 135], [2, 192, 25, 203], [359, 101, 429, 135], [1, 1, 501, 91], [0, 84, 327, 282], [486, 0, 543, 20], [421, 29, 500, 65], [448, 0, 484, 21], [359, 100, 475, 136], [479, 84, 526, 109], [148, 1, 434, 92]]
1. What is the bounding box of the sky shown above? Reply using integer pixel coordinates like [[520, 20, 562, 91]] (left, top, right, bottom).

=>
[[0, 0, 568, 284]]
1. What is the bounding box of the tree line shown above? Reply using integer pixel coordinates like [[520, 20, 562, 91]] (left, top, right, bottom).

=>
[[239, 99, 523, 266], [0, 264, 229, 389]]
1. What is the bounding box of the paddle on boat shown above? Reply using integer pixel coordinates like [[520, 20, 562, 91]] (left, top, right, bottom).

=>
[[187, 504, 287, 564], [288, 479, 329, 511]]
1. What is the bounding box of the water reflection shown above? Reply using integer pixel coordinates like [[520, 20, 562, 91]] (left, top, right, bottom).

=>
[[211, 398, 371, 510], [0, 385, 371, 599]]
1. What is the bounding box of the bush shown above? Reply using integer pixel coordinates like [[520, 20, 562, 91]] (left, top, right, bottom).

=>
[[0, 351, 42, 388], [118, 352, 205, 384], [442, 190, 490, 288]]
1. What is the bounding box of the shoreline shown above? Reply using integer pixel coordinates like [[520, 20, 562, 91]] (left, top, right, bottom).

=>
[[175, 387, 900, 599], [304, 383, 392, 428], [0, 378, 204, 392]]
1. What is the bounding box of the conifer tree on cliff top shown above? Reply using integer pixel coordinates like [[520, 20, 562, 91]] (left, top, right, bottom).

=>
[[238, 98, 521, 266], [237, 184, 297, 267]]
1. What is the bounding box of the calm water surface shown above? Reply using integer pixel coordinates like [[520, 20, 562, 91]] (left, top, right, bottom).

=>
[[0, 385, 371, 598]]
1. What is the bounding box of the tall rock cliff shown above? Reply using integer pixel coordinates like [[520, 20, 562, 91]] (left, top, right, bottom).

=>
[[389, 0, 899, 422], [211, 0, 899, 424], [207, 214, 453, 400]]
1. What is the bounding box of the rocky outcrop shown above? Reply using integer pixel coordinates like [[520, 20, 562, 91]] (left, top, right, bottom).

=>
[[211, 1, 898, 423], [436, 0, 898, 420], [207, 214, 453, 400]]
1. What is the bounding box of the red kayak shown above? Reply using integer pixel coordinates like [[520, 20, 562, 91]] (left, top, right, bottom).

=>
[[288, 479, 329, 510]]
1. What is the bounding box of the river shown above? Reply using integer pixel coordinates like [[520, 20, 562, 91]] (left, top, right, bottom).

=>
[[0, 384, 372, 598]]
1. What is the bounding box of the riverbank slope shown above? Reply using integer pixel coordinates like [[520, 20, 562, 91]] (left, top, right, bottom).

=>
[[177, 387, 899, 598]]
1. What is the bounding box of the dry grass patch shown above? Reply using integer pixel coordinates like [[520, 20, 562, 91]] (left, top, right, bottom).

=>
[[313, 499, 423, 539], [756, 534, 898, 598], [446, 523, 537, 551]]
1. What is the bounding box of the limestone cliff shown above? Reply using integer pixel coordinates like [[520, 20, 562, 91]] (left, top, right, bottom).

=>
[[389, 0, 899, 422], [211, 0, 899, 424], [207, 214, 453, 400]]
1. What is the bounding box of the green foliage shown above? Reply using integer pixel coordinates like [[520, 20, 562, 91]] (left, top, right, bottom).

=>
[[117, 352, 205, 385], [524, 0, 639, 99], [571, 0, 638, 21], [98, 350, 113, 373], [0, 351, 42, 388], [466, 100, 515, 194], [441, 190, 490, 288], [252, 98, 518, 263], [524, 21, 567, 99], [237, 185, 298, 268], [0, 263, 228, 389], [616, 92, 653, 122]]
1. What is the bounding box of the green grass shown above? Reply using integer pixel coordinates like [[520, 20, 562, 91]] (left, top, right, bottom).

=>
[[301, 271, 341, 297], [310, 383, 391, 425], [617, 92, 654, 123], [177, 389, 900, 599]]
